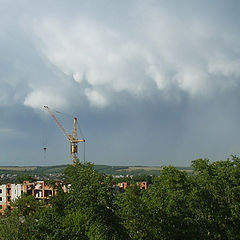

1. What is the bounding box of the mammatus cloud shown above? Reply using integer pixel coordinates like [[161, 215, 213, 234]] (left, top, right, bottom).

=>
[[34, 19, 149, 101], [0, 1, 239, 109], [84, 88, 108, 107], [25, 3, 239, 109]]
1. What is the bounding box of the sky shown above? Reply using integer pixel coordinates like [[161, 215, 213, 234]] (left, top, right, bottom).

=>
[[0, 0, 240, 166]]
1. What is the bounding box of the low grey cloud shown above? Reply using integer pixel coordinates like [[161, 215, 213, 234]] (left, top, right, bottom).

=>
[[0, 0, 240, 166]]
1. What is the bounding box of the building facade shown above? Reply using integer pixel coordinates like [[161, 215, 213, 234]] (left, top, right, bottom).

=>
[[114, 181, 149, 193]]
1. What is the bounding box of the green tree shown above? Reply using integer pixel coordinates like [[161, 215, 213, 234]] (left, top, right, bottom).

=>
[[12, 194, 42, 216], [33, 188, 68, 240], [191, 157, 240, 239], [145, 166, 200, 240], [16, 174, 35, 184], [0, 211, 24, 240], [63, 160, 127, 240], [34, 207, 65, 240], [116, 184, 154, 240], [0, 195, 44, 240]]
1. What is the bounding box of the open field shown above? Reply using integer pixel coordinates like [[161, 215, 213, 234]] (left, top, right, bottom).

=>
[[0, 166, 37, 171]]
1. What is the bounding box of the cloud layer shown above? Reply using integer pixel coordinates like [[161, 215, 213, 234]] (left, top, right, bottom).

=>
[[1, 1, 239, 109], [28, 1, 240, 107]]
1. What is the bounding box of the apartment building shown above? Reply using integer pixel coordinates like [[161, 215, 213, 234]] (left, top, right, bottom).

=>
[[23, 181, 57, 199], [0, 181, 68, 215], [114, 181, 149, 193], [117, 182, 128, 193], [137, 181, 148, 190]]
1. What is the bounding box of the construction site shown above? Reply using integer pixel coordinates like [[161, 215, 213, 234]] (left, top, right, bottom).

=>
[[0, 106, 85, 215], [0, 106, 150, 215]]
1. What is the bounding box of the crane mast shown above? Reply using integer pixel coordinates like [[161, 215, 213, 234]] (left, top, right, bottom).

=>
[[44, 106, 86, 164]]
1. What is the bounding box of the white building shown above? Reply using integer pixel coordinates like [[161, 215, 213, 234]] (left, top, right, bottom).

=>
[[0, 185, 7, 213], [0, 184, 22, 215], [11, 184, 22, 201], [0, 185, 7, 204]]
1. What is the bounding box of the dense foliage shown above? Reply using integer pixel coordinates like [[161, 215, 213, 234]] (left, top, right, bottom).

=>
[[1, 157, 240, 239]]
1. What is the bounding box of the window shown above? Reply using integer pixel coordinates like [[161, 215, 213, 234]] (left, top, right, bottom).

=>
[[0, 197, 2, 201], [0, 189, 2, 194], [0, 205, 2, 209]]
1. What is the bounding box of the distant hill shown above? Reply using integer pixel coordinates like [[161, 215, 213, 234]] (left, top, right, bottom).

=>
[[0, 164, 193, 176]]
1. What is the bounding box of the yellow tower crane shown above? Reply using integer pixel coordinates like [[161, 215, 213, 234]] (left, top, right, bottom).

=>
[[44, 106, 86, 164]]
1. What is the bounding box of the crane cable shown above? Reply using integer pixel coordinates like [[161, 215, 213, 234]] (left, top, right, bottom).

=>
[[41, 107, 48, 161]]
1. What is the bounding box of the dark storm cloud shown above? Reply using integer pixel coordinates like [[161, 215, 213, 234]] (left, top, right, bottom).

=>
[[0, 0, 240, 165]]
